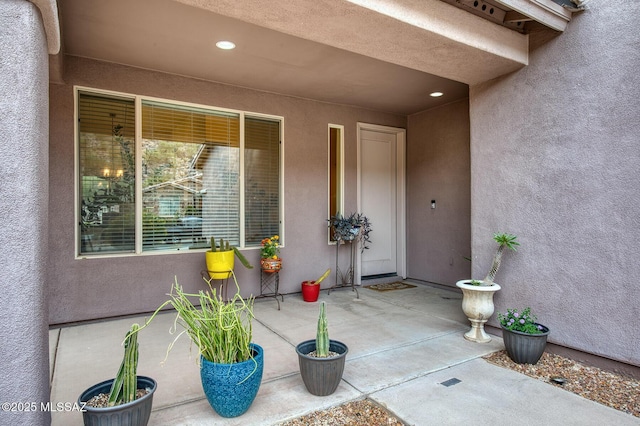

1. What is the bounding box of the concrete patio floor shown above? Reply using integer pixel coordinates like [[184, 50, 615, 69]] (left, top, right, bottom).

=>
[[49, 281, 638, 425]]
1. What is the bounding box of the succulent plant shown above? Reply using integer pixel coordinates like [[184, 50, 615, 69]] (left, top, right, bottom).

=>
[[315, 302, 329, 357]]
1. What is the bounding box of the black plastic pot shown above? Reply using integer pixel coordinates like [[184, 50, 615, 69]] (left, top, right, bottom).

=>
[[78, 376, 156, 426], [501, 324, 550, 364], [296, 339, 348, 396]]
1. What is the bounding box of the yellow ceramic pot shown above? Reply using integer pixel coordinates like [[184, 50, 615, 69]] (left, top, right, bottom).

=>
[[206, 250, 235, 279]]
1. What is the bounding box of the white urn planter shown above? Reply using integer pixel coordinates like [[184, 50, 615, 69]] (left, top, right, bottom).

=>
[[456, 280, 501, 343]]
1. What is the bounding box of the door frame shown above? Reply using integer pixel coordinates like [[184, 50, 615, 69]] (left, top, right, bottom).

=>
[[356, 122, 407, 283]]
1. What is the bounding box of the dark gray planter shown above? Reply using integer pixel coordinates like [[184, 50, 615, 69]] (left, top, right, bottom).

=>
[[501, 324, 550, 364], [78, 376, 156, 426], [296, 339, 348, 396]]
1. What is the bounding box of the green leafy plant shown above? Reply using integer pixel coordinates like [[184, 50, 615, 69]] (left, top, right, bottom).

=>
[[498, 307, 544, 335], [209, 237, 254, 270], [315, 302, 329, 357], [480, 232, 519, 286], [158, 273, 255, 364], [108, 324, 140, 406], [259, 235, 280, 259]]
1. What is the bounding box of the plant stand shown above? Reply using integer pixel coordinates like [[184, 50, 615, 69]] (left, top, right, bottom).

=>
[[258, 269, 283, 310], [328, 238, 359, 298], [200, 270, 230, 300]]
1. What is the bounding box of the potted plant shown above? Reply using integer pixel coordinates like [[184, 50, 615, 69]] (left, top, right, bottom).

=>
[[498, 307, 550, 364], [295, 302, 348, 396], [143, 272, 263, 418], [456, 233, 519, 343], [301, 268, 331, 302], [78, 323, 157, 426], [206, 237, 253, 279], [259, 235, 281, 273], [328, 212, 372, 250]]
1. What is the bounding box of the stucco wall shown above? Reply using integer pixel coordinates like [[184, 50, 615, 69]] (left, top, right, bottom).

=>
[[406, 100, 471, 285], [48, 56, 406, 324], [470, 3, 640, 367], [0, 0, 51, 424]]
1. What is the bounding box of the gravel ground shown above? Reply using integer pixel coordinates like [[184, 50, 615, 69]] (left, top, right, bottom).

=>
[[278, 399, 405, 426], [484, 350, 639, 418], [278, 351, 639, 425]]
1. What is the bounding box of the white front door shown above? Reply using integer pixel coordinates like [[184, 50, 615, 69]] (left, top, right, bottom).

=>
[[358, 124, 406, 279]]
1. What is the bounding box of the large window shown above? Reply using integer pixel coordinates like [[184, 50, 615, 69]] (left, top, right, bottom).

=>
[[77, 89, 282, 256]]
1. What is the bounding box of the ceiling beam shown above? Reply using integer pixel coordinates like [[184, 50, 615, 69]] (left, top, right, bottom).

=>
[[493, 0, 572, 31]]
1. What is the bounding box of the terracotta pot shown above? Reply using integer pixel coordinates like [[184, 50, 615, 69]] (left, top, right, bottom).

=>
[[301, 281, 320, 302], [261, 257, 282, 273]]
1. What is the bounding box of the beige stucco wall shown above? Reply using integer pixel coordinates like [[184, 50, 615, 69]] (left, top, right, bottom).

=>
[[48, 56, 406, 324], [406, 99, 471, 285], [470, 3, 640, 367]]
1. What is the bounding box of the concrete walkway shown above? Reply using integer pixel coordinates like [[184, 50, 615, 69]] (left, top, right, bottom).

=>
[[49, 282, 638, 425]]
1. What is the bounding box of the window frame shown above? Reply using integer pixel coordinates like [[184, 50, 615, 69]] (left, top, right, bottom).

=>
[[74, 86, 284, 258]]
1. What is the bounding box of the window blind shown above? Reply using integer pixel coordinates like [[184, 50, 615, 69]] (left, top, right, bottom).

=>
[[141, 101, 241, 250], [78, 92, 136, 254], [244, 117, 281, 245], [77, 89, 282, 256]]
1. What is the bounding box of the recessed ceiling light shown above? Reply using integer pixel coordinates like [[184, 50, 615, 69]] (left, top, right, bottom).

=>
[[216, 40, 236, 50], [430, 92, 444, 97]]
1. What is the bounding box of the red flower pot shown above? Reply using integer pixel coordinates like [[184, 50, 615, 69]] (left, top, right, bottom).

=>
[[301, 281, 320, 302]]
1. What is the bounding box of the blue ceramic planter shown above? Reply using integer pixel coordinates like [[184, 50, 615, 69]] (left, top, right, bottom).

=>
[[78, 376, 156, 426], [200, 343, 264, 418]]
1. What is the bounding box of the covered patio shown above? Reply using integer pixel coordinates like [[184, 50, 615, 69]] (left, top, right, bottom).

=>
[[2, 2, 640, 425], [49, 282, 635, 425]]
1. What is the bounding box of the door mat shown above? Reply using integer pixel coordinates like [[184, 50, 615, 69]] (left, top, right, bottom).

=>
[[365, 282, 417, 292]]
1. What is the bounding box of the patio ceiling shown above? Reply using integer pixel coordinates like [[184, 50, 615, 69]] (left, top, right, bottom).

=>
[[52, 0, 574, 115]]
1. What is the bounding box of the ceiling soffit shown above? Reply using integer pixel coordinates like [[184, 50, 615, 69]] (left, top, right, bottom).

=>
[[175, 0, 529, 86], [54, 0, 574, 114]]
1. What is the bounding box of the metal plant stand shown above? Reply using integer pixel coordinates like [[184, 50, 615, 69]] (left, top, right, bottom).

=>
[[259, 269, 283, 310], [328, 238, 359, 298], [200, 270, 230, 300]]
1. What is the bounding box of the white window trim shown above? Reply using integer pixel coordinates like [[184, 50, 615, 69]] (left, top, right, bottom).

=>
[[74, 86, 284, 259]]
